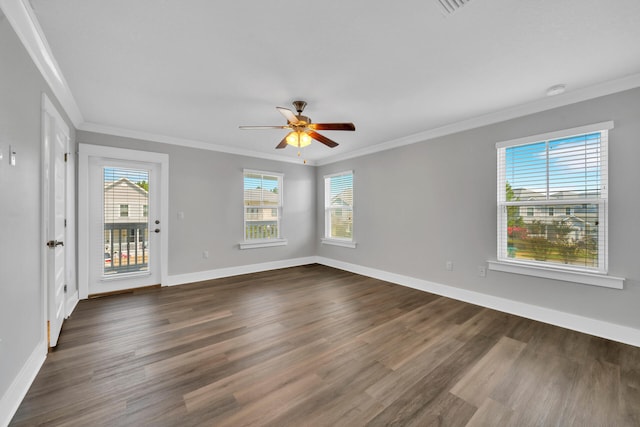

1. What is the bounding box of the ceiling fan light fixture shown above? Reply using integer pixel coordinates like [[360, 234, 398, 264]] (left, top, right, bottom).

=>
[[286, 131, 312, 147]]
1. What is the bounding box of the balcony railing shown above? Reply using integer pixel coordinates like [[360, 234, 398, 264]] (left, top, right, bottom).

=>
[[245, 222, 278, 240], [104, 222, 148, 275]]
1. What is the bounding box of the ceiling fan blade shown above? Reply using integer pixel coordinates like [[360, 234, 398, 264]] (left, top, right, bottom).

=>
[[309, 123, 355, 131], [275, 136, 288, 149], [308, 130, 339, 148], [239, 125, 289, 130], [276, 107, 299, 124]]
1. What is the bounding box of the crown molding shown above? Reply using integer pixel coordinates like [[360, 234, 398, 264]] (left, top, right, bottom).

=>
[[0, 0, 83, 126], [316, 72, 640, 166], [78, 122, 316, 166]]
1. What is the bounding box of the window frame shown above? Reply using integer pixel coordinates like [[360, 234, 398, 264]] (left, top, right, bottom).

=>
[[491, 121, 624, 289], [240, 169, 287, 249], [322, 170, 356, 248]]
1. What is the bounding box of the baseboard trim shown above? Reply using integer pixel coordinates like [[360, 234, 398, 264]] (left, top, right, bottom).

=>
[[165, 256, 318, 287], [316, 257, 640, 348], [0, 339, 47, 427]]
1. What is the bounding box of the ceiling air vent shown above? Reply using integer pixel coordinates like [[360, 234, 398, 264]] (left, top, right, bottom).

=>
[[435, 0, 472, 16]]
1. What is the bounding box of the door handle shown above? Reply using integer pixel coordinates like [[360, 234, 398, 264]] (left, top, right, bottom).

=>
[[46, 240, 64, 248]]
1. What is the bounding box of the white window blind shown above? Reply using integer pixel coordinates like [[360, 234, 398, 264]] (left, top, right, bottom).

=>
[[243, 170, 282, 241], [103, 167, 150, 276], [496, 122, 612, 273], [325, 171, 353, 240]]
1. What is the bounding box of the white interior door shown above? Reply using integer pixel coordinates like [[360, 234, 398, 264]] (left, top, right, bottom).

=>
[[43, 95, 69, 347]]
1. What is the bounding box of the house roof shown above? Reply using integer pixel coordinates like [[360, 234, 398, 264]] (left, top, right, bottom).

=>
[[6, 1, 640, 164], [104, 177, 149, 197], [331, 189, 353, 207]]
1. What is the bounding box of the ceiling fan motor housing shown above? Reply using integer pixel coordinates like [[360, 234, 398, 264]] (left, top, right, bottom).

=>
[[294, 115, 311, 127]]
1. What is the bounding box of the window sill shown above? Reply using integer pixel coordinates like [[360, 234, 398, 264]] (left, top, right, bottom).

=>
[[239, 238, 288, 250], [487, 260, 624, 289], [321, 238, 357, 249]]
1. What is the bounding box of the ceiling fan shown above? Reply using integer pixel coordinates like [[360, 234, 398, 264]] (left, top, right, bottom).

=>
[[239, 100, 355, 149]]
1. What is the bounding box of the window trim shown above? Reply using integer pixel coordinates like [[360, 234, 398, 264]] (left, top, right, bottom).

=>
[[323, 170, 356, 247], [493, 121, 624, 288], [240, 169, 286, 249], [487, 260, 624, 289]]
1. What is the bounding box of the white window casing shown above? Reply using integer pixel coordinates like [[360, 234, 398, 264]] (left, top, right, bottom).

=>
[[322, 170, 356, 248], [240, 169, 287, 249], [492, 121, 624, 289]]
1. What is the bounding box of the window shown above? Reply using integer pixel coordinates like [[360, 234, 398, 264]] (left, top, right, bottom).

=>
[[143, 204, 148, 217], [242, 170, 285, 246], [496, 122, 612, 275], [323, 171, 354, 246], [119, 204, 129, 217]]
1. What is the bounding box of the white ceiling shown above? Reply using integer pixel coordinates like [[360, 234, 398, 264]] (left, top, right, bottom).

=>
[[21, 0, 640, 164]]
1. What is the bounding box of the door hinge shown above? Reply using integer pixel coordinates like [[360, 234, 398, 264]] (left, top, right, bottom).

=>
[[64, 284, 67, 293], [64, 153, 68, 162]]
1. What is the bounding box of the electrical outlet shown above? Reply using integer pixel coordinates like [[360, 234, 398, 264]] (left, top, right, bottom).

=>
[[446, 261, 453, 271], [178, 211, 184, 220], [478, 266, 487, 277], [203, 250, 209, 259]]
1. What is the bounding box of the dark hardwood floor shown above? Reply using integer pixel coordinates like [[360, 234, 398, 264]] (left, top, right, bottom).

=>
[[11, 264, 640, 426]]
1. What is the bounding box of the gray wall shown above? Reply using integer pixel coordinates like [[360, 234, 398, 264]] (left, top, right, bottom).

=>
[[0, 17, 76, 404], [317, 87, 640, 330], [77, 132, 316, 276]]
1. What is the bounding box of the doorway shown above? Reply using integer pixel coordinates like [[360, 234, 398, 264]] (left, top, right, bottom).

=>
[[78, 145, 168, 298]]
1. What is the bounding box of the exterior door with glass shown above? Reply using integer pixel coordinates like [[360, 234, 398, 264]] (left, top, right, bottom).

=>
[[86, 157, 161, 295]]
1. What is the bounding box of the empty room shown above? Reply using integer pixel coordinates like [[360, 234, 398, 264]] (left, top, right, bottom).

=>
[[2, 0, 640, 425]]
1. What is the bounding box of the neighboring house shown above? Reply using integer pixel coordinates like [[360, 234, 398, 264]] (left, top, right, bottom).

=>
[[104, 177, 149, 224], [513, 187, 598, 242], [103, 178, 149, 255], [244, 188, 279, 223]]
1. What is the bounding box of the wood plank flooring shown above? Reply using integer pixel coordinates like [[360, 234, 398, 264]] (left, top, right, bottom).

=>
[[11, 264, 640, 426]]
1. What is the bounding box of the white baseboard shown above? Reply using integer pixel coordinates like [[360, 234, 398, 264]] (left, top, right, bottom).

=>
[[316, 257, 640, 348], [165, 256, 318, 287], [0, 340, 47, 427]]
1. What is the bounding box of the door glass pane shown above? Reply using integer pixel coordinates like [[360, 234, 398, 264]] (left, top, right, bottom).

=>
[[103, 167, 150, 275]]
